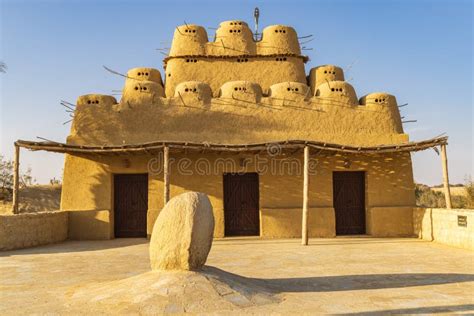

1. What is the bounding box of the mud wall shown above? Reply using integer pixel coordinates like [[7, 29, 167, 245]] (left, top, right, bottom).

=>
[[62, 150, 415, 239], [0, 211, 68, 251]]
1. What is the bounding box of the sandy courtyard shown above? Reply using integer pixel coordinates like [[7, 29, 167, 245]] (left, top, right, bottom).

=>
[[1, 237, 473, 315]]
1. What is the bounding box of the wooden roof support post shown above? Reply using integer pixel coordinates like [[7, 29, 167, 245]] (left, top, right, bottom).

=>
[[440, 144, 452, 209], [12, 144, 20, 214], [302, 146, 310, 245], [163, 146, 170, 205]]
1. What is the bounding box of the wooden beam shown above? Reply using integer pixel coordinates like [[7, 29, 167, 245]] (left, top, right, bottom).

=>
[[440, 144, 452, 209], [14, 136, 449, 156], [12, 145, 20, 214], [163, 146, 170, 205], [302, 146, 310, 245]]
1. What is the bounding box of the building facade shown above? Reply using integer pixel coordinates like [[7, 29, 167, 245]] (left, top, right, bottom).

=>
[[27, 20, 435, 239]]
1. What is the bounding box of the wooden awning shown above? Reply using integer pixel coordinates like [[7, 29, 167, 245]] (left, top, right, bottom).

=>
[[15, 136, 448, 156]]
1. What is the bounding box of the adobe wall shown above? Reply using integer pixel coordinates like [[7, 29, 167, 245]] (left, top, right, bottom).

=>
[[164, 22, 307, 96], [261, 208, 335, 238], [367, 207, 414, 237], [68, 84, 407, 147], [62, 150, 415, 239], [413, 208, 474, 250], [164, 57, 306, 97], [169, 22, 301, 57], [0, 211, 68, 251], [67, 20, 407, 148]]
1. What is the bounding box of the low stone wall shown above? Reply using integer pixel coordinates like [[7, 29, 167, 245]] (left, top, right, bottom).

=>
[[0, 211, 68, 251], [413, 208, 473, 250]]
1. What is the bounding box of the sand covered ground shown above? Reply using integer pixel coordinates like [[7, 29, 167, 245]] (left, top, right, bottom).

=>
[[431, 186, 468, 196], [0, 185, 61, 214], [1, 237, 473, 314]]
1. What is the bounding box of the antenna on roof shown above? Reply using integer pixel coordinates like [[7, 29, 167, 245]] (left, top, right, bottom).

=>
[[254, 7, 260, 41]]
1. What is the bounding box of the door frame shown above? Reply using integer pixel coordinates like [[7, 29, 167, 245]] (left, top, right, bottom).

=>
[[113, 173, 149, 238], [332, 171, 366, 235], [223, 172, 260, 237]]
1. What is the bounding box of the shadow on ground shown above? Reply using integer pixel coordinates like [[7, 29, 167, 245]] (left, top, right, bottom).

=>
[[339, 304, 474, 315], [0, 238, 148, 257], [203, 266, 474, 293]]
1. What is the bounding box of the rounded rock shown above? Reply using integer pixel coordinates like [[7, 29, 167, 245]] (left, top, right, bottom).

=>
[[150, 192, 214, 271]]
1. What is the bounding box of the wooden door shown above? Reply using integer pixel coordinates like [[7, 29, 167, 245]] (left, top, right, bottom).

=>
[[224, 173, 260, 236], [114, 174, 148, 238], [333, 171, 366, 235]]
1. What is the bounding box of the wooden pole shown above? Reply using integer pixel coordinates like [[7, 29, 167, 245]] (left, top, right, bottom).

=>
[[302, 146, 310, 245], [163, 146, 170, 205], [440, 144, 452, 209], [12, 145, 20, 214]]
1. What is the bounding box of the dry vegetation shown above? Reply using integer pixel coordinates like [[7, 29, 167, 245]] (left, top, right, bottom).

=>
[[416, 179, 474, 209], [0, 155, 61, 214], [0, 185, 62, 215]]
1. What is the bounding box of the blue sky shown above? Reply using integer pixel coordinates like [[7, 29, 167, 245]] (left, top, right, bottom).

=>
[[0, 0, 472, 185]]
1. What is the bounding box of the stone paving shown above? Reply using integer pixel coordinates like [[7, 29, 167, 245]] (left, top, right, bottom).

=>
[[1, 237, 473, 314]]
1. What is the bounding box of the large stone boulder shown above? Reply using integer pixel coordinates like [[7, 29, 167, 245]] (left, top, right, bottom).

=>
[[150, 192, 214, 271]]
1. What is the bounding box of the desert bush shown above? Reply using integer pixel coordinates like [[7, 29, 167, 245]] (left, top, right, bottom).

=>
[[49, 177, 61, 185], [415, 184, 445, 208], [0, 155, 14, 200], [452, 195, 468, 209], [0, 155, 35, 201], [465, 177, 474, 208], [416, 179, 473, 209]]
